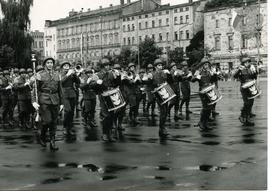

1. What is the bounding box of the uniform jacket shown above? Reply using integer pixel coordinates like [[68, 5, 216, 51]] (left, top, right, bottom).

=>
[[60, 72, 80, 98], [80, 73, 97, 100], [0, 75, 12, 100], [32, 70, 63, 105], [233, 66, 258, 85], [152, 70, 168, 88], [192, 69, 216, 91], [13, 76, 32, 100]]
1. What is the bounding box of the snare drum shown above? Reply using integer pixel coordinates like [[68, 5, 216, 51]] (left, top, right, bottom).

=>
[[153, 83, 176, 105], [199, 85, 222, 105], [241, 80, 261, 99], [101, 88, 126, 112]]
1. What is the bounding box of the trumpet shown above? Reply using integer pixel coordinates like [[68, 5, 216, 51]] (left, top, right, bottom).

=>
[[75, 65, 84, 76]]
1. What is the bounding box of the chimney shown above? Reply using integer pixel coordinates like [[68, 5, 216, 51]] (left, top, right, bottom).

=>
[[80, 8, 84, 13], [120, 0, 124, 5], [99, 6, 102, 9], [110, 4, 113, 7], [87, 8, 91, 11], [127, 0, 131, 4]]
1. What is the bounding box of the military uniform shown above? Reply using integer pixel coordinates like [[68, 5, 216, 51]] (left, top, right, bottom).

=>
[[152, 59, 170, 137], [32, 57, 63, 151], [192, 59, 216, 130], [233, 57, 258, 126], [80, 69, 98, 128], [60, 62, 80, 135], [95, 59, 122, 142], [144, 64, 156, 116], [13, 69, 32, 128], [0, 70, 13, 126]]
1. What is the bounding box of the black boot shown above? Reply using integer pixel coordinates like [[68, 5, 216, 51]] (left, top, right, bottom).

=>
[[39, 127, 47, 147], [50, 135, 59, 151], [159, 127, 170, 137]]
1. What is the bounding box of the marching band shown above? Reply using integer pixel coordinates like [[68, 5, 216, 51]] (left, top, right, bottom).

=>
[[0, 55, 261, 151]]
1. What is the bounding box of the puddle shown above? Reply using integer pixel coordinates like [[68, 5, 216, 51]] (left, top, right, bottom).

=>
[[100, 175, 117, 181], [201, 141, 220, 145], [144, 176, 165, 180], [199, 164, 227, 172], [41, 177, 71, 184], [104, 164, 137, 173], [156, 165, 171, 171], [201, 134, 219, 138]]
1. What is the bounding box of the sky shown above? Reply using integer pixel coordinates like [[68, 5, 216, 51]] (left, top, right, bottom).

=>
[[29, 0, 188, 31]]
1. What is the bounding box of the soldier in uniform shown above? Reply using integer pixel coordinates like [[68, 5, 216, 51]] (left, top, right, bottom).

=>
[[0, 70, 14, 127], [80, 67, 98, 128], [123, 63, 141, 126], [168, 62, 183, 121], [233, 57, 258, 126], [60, 61, 80, 136], [27, 68, 33, 77], [13, 68, 32, 129], [152, 59, 170, 137], [94, 58, 122, 142], [32, 57, 64, 151], [138, 69, 147, 114], [192, 58, 216, 130], [144, 64, 156, 117], [179, 60, 193, 119]]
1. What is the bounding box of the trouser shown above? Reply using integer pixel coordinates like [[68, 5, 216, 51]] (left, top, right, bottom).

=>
[[128, 94, 140, 123], [240, 89, 254, 123], [1, 98, 13, 124], [146, 93, 156, 115], [199, 94, 214, 128], [113, 106, 126, 130], [18, 99, 32, 127], [169, 94, 180, 116], [83, 99, 96, 124], [63, 97, 76, 131], [40, 104, 59, 141], [180, 96, 190, 113], [140, 93, 147, 112], [159, 103, 168, 130], [99, 96, 114, 136]]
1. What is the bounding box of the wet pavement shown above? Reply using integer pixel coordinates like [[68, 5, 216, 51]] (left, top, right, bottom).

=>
[[0, 80, 267, 190]]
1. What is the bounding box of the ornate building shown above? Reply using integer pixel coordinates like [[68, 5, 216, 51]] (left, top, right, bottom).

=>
[[44, 0, 207, 63], [30, 30, 44, 59], [204, 1, 267, 70]]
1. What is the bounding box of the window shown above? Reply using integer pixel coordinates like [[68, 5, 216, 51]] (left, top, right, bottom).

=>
[[128, 37, 131, 45], [159, 33, 162, 42], [127, 17, 130, 21], [180, 7, 183, 12], [166, 18, 169, 25], [123, 38, 126, 45], [159, 19, 162, 26], [174, 17, 177, 24], [145, 21, 148, 28], [180, 16, 183, 24], [186, 30, 189, 39], [186, 15, 189, 23], [174, 31, 178, 40], [127, 24, 130, 31], [216, 20, 219, 28], [215, 36, 221, 50], [166, 32, 169, 41], [145, 14, 148, 18], [228, 18, 232, 26], [132, 37, 135, 44], [242, 16, 247, 26], [132, 24, 135, 31], [132, 17, 134, 20], [139, 36, 142, 43], [123, 18, 126, 21], [152, 34, 155, 41], [139, 22, 142, 29], [180, 31, 183, 39], [186, 7, 189, 11], [228, 35, 233, 50], [123, 25, 126, 31], [242, 34, 248, 49], [152, 20, 155, 28], [152, 13, 155, 17], [159, 11, 162, 15], [174, 9, 178, 13], [139, 15, 141, 19], [166, 10, 169, 14]]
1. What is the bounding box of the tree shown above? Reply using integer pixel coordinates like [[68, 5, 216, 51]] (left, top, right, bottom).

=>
[[139, 37, 162, 68], [186, 30, 205, 67], [114, 47, 137, 68], [167, 47, 184, 65], [0, 0, 33, 68], [204, 0, 257, 11]]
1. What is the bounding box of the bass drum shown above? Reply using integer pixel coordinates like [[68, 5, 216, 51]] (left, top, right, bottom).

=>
[[153, 83, 176, 105], [101, 88, 126, 112], [199, 85, 222, 105]]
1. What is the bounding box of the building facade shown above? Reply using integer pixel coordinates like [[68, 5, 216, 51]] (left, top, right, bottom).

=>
[[44, 24, 57, 59], [204, 1, 267, 70], [30, 30, 44, 59], [44, 0, 207, 63]]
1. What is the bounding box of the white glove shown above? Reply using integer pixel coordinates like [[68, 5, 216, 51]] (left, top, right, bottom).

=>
[[163, 69, 170, 74], [32, 102, 40, 110], [114, 69, 120, 76], [24, 81, 30, 86], [5, 85, 12, 90], [134, 74, 140, 82], [97, 79, 103, 85], [250, 65, 256, 73], [148, 73, 153, 79], [196, 74, 201, 80], [87, 78, 92, 84], [59, 104, 64, 112], [66, 70, 74, 76], [187, 72, 192, 77], [217, 71, 221, 75]]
